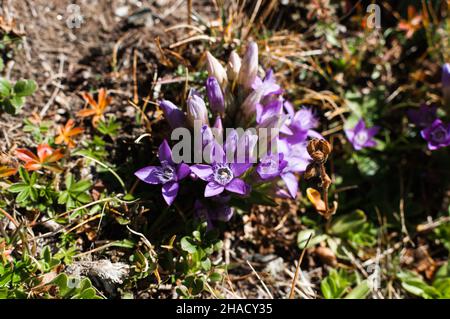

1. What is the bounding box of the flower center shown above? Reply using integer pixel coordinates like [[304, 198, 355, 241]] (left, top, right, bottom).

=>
[[431, 127, 447, 143], [354, 131, 368, 145], [156, 161, 175, 183], [213, 164, 234, 186], [260, 155, 279, 175]]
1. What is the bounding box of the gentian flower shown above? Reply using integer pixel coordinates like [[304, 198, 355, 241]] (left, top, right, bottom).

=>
[[238, 41, 258, 90], [190, 144, 251, 197], [159, 100, 186, 129], [206, 51, 228, 87], [194, 197, 234, 230], [407, 104, 437, 128], [252, 69, 283, 97], [227, 51, 241, 81], [256, 153, 287, 180], [278, 140, 311, 198], [187, 89, 209, 127], [420, 119, 450, 150], [135, 140, 190, 205], [283, 107, 321, 144], [344, 119, 379, 150], [206, 76, 225, 115]]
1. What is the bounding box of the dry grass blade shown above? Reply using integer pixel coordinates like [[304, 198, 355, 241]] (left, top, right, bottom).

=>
[[288, 233, 312, 299]]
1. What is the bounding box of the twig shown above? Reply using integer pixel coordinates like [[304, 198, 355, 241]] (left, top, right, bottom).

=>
[[246, 260, 273, 299], [289, 233, 312, 299]]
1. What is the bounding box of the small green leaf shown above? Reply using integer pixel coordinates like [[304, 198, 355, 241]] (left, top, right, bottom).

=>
[[14, 79, 37, 97], [180, 237, 197, 254], [344, 280, 371, 299], [0, 78, 11, 96], [329, 210, 367, 236]]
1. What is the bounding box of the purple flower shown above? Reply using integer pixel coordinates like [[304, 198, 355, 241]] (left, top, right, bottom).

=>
[[238, 41, 258, 90], [420, 119, 450, 150], [278, 139, 311, 198], [344, 119, 380, 150], [407, 104, 437, 128], [187, 89, 209, 127], [135, 140, 190, 206], [206, 76, 225, 114], [159, 100, 186, 129], [256, 153, 287, 180], [283, 107, 321, 144], [290, 107, 319, 131], [190, 144, 251, 197], [194, 198, 234, 230], [252, 69, 283, 96]]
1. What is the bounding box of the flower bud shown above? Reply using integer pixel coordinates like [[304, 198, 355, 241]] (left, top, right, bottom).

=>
[[206, 51, 228, 88], [187, 89, 209, 127], [442, 63, 450, 105], [227, 50, 241, 82], [213, 116, 223, 142], [206, 77, 225, 115], [238, 42, 258, 90], [159, 100, 186, 128]]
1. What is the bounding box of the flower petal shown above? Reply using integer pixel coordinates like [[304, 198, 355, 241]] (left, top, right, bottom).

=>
[[281, 172, 298, 198], [176, 163, 191, 180], [158, 140, 173, 164], [162, 181, 179, 206], [230, 163, 251, 176], [224, 178, 248, 195], [205, 181, 224, 197], [135, 166, 161, 184], [190, 164, 213, 181]]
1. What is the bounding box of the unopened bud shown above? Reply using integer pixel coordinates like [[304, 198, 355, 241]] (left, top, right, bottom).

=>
[[187, 89, 209, 127], [206, 51, 228, 88], [206, 76, 225, 115], [238, 42, 258, 90]]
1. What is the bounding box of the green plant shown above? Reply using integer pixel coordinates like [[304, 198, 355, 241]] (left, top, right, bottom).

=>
[[0, 78, 37, 114], [175, 222, 224, 298], [57, 173, 92, 210]]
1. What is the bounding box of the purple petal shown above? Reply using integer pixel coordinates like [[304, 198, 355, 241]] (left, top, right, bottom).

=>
[[176, 163, 191, 180], [281, 172, 298, 198], [159, 100, 186, 129], [307, 130, 324, 140], [190, 164, 213, 181], [162, 182, 179, 206], [205, 181, 225, 197], [344, 128, 355, 141], [135, 166, 161, 184], [230, 163, 252, 176], [367, 126, 380, 138], [158, 140, 173, 164], [224, 178, 248, 195], [354, 118, 366, 132]]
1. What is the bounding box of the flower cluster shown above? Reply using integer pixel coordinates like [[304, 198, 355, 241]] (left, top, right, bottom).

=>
[[407, 65, 450, 151], [135, 42, 323, 228]]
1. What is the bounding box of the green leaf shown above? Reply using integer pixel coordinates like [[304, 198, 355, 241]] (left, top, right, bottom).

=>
[[329, 210, 367, 236], [10, 95, 24, 109], [8, 183, 29, 193], [209, 272, 222, 282], [344, 280, 371, 299], [13, 79, 37, 97], [71, 180, 91, 193], [0, 78, 11, 96], [180, 236, 197, 254], [297, 229, 328, 249]]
